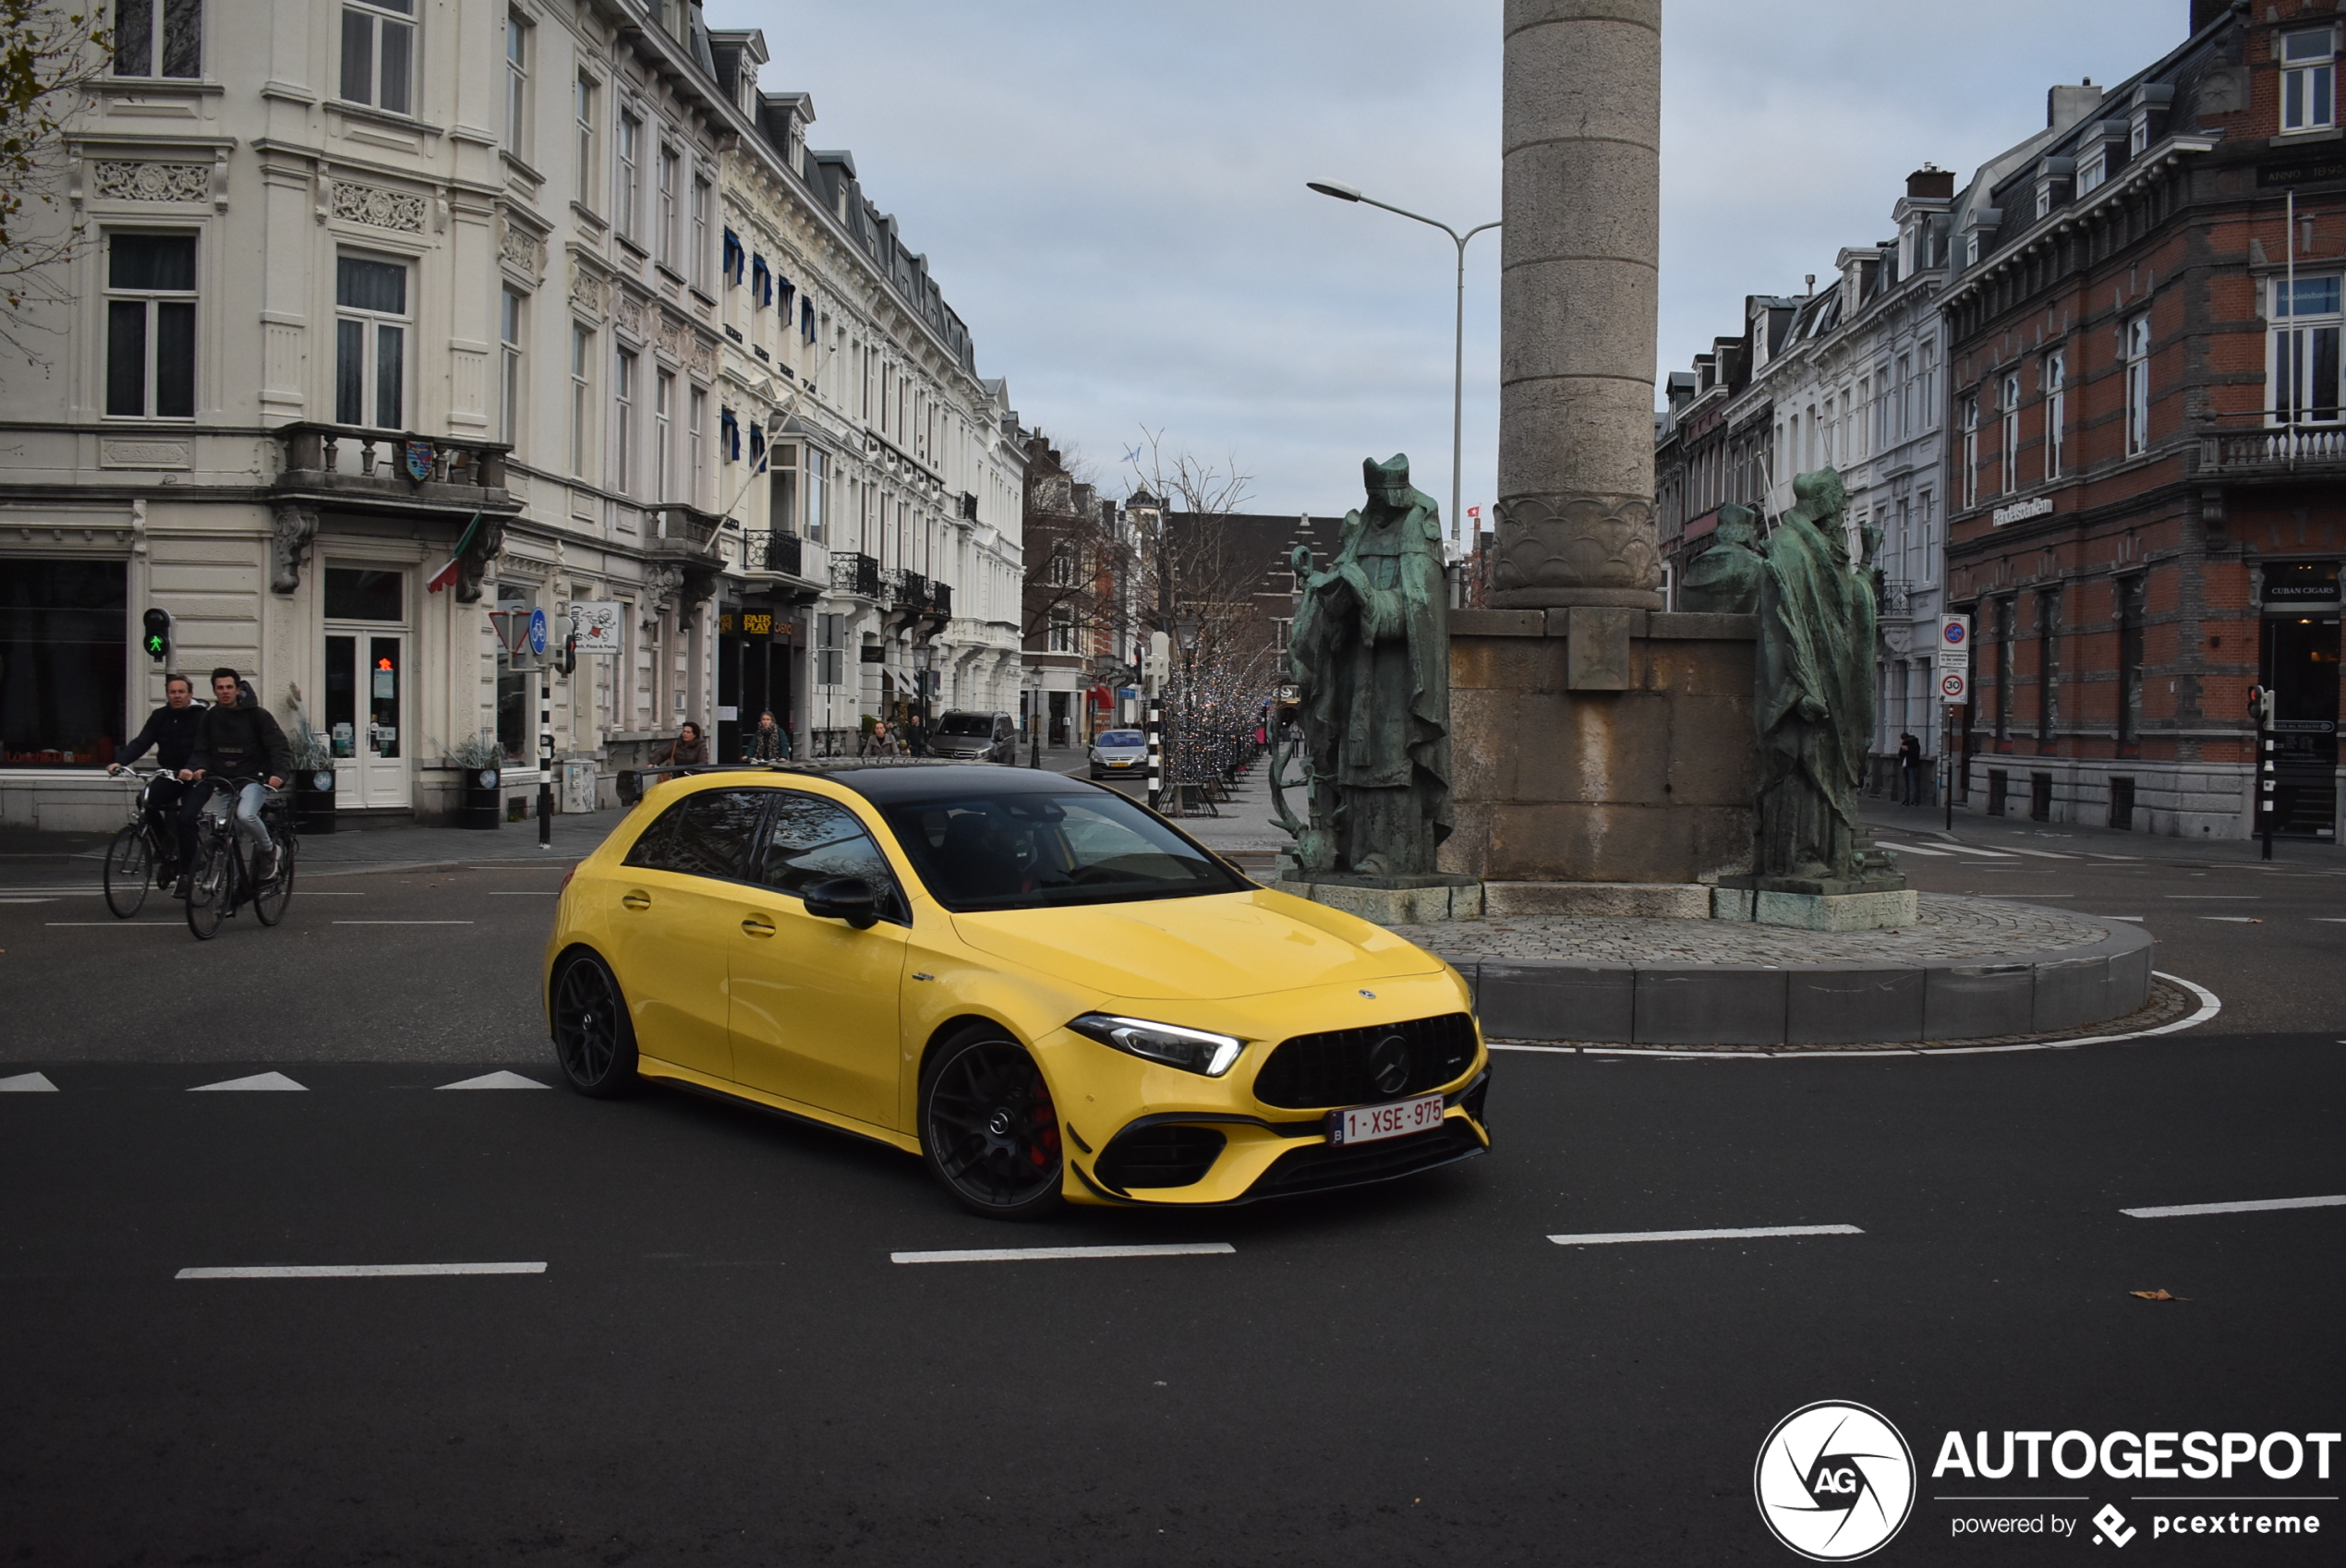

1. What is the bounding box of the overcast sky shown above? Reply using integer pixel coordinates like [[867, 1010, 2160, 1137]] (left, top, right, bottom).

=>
[[718, 1, 2190, 517]]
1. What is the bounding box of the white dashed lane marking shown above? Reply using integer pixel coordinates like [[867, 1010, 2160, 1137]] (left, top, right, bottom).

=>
[[176, 1261, 547, 1279], [436, 1070, 549, 1091], [891, 1244, 1236, 1265], [187, 1072, 307, 1092], [1549, 1224, 1864, 1247], [2121, 1195, 2346, 1219]]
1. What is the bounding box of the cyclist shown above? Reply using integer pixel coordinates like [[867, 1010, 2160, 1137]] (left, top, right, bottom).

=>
[[175, 667, 294, 899], [109, 673, 205, 876]]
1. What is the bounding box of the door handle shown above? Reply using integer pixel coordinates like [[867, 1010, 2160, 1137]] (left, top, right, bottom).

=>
[[621, 891, 651, 911], [740, 915, 776, 937]]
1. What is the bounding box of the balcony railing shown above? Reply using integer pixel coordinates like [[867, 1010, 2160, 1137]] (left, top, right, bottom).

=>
[[743, 529, 802, 578], [932, 581, 952, 620], [831, 551, 880, 599], [274, 422, 514, 510], [1879, 578, 1913, 616], [2200, 414, 2346, 474], [643, 504, 723, 561]]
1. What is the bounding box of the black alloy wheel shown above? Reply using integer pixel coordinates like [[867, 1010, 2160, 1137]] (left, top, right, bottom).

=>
[[103, 824, 151, 919], [919, 1029, 1064, 1219], [184, 838, 231, 940], [253, 838, 296, 926], [550, 953, 639, 1097]]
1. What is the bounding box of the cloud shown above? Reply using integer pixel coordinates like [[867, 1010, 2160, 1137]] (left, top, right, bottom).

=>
[[716, 0, 2188, 514]]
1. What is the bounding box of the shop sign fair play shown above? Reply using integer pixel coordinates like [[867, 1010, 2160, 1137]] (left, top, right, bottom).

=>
[[1937, 613, 1971, 706], [568, 601, 622, 654]]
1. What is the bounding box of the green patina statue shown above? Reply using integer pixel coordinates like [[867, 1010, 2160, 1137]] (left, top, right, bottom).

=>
[[1753, 468, 1895, 886], [1273, 453, 1454, 878], [1677, 501, 1765, 615]]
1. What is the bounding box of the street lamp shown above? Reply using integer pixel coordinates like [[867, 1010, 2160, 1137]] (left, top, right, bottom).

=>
[[1308, 180, 1497, 550]]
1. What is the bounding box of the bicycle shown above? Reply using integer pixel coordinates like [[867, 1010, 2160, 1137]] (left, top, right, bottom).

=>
[[183, 778, 298, 940], [102, 767, 182, 919]]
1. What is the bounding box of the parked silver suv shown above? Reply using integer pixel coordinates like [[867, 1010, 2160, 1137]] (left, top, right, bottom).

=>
[[925, 710, 1017, 764]]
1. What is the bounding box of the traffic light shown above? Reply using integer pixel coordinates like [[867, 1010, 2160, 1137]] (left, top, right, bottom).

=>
[[2248, 685, 2275, 725], [140, 608, 172, 663], [559, 633, 577, 677]]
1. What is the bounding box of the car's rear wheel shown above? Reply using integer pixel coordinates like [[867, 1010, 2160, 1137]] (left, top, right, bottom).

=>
[[550, 952, 639, 1097], [919, 1028, 1063, 1219]]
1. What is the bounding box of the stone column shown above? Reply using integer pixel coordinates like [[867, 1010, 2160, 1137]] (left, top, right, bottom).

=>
[[1493, 0, 1663, 610]]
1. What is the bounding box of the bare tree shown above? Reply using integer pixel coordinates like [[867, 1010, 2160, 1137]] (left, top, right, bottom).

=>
[[2, 3, 111, 364]]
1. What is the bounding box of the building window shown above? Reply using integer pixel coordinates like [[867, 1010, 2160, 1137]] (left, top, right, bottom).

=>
[[2271, 275, 2342, 424], [2035, 182, 2052, 221], [1048, 610, 1075, 654], [1917, 491, 1937, 585], [2035, 588, 2060, 745], [805, 447, 828, 542], [569, 324, 592, 477], [333, 253, 407, 428], [2129, 117, 2150, 157], [653, 368, 674, 500], [614, 348, 637, 495], [1920, 342, 1939, 429], [494, 580, 535, 764], [816, 613, 845, 688], [688, 386, 707, 508], [2125, 315, 2152, 453], [1960, 395, 1978, 510], [574, 75, 598, 207], [2043, 352, 2065, 478], [104, 232, 197, 419], [0, 561, 128, 766], [615, 112, 641, 239], [498, 286, 524, 448], [1895, 352, 1913, 438], [504, 10, 529, 156], [2281, 28, 2337, 134], [2075, 147, 2108, 197], [2116, 575, 2146, 754], [690, 176, 711, 291], [340, 0, 415, 115], [1992, 597, 2014, 743], [2000, 374, 2021, 494], [657, 146, 680, 269], [770, 445, 797, 534], [113, 0, 203, 78]]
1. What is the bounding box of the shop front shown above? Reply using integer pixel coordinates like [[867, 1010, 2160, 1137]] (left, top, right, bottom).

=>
[[2260, 559, 2341, 838]]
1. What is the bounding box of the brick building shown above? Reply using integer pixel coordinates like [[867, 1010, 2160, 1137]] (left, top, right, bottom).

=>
[[1942, 0, 2345, 841]]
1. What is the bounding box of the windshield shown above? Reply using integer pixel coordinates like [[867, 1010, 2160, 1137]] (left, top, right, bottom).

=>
[[881, 790, 1249, 911], [1094, 730, 1143, 746], [933, 715, 993, 737]]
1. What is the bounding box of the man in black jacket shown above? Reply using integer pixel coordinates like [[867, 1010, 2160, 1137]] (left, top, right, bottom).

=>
[[109, 673, 206, 873], [175, 668, 294, 897]]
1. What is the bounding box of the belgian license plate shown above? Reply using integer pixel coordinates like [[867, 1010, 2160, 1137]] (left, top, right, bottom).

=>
[[1328, 1092, 1445, 1146]]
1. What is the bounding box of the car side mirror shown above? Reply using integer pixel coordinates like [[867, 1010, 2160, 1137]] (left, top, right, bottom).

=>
[[804, 875, 879, 929]]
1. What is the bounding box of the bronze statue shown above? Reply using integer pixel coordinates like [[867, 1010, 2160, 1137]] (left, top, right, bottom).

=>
[[1753, 469, 1885, 884], [1676, 502, 1764, 615], [1275, 454, 1453, 877]]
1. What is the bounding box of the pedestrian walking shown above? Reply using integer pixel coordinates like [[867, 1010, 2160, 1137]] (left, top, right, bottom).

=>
[[1897, 731, 1924, 806], [743, 710, 791, 762], [864, 719, 904, 756], [652, 721, 707, 782]]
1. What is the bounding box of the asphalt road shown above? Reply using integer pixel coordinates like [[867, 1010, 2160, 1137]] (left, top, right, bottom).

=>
[[1, 818, 2340, 1565]]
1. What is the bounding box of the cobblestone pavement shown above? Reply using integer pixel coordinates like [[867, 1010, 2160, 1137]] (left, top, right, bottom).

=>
[[1394, 892, 2109, 965]]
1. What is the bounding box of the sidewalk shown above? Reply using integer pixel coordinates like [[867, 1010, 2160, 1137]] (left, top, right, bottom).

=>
[[1862, 795, 2344, 867]]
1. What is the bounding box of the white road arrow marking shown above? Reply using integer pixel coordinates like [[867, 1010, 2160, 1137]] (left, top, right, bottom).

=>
[[187, 1071, 308, 1092], [435, 1070, 550, 1091], [0, 1071, 59, 1092]]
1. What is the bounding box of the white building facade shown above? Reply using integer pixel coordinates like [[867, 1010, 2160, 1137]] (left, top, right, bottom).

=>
[[0, 0, 1022, 826]]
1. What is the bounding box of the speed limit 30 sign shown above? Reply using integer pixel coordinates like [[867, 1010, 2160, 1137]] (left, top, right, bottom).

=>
[[1940, 669, 1970, 704]]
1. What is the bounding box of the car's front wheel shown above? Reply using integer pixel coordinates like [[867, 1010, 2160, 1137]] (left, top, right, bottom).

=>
[[550, 951, 639, 1097], [919, 1027, 1063, 1219]]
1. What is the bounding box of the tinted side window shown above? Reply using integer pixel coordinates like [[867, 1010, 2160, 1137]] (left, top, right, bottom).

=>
[[622, 790, 768, 880], [756, 792, 900, 911]]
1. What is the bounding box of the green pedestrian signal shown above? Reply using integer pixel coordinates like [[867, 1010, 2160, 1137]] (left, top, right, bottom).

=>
[[141, 608, 172, 662]]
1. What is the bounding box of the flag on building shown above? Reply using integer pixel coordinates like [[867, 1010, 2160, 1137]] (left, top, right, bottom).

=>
[[425, 512, 484, 595]]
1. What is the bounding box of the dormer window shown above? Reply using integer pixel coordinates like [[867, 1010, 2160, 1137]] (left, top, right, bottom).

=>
[[2281, 29, 2337, 133], [1965, 232, 1980, 267], [2076, 146, 2108, 196], [2129, 117, 2148, 156]]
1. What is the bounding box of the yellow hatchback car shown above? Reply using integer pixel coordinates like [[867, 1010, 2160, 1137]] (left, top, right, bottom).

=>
[[544, 764, 1490, 1218]]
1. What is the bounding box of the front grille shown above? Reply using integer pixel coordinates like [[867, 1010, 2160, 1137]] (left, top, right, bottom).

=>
[[1251, 1012, 1478, 1110], [1248, 1121, 1484, 1200], [1095, 1124, 1227, 1189]]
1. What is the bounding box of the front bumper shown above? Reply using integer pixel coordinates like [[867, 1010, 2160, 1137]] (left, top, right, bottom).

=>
[[1071, 1067, 1491, 1207], [1037, 971, 1492, 1207]]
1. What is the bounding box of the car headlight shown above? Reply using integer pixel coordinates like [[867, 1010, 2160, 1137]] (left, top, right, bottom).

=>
[[1069, 1013, 1244, 1077]]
